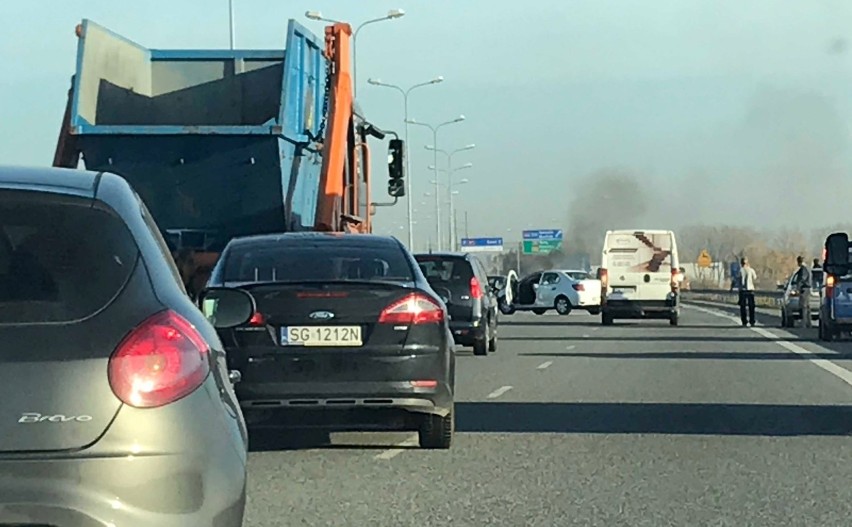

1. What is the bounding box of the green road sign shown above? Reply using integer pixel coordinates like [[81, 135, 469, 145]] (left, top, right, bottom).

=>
[[522, 239, 563, 254]]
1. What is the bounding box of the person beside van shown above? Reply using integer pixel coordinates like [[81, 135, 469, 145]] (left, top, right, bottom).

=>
[[738, 257, 757, 327]]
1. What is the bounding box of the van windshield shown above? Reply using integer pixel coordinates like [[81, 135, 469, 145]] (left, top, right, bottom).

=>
[[605, 232, 673, 273]]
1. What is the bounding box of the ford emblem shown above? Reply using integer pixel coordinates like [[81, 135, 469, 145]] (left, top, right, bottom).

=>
[[308, 310, 335, 320]]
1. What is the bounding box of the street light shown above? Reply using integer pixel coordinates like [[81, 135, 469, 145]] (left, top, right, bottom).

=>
[[426, 145, 475, 250], [228, 0, 235, 49], [406, 116, 465, 250], [368, 76, 444, 250], [306, 9, 405, 97]]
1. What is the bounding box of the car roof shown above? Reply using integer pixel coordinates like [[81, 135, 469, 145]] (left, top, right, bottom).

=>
[[226, 231, 402, 249], [0, 165, 101, 197], [413, 251, 470, 260]]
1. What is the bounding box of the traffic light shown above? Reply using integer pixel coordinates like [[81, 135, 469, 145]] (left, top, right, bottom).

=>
[[387, 139, 405, 197]]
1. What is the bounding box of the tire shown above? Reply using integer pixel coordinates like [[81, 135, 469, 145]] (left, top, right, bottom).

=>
[[419, 408, 454, 449], [533, 309, 547, 315], [554, 296, 572, 316], [500, 303, 515, 315], [488, 329, 497, 352], [669, 314, 679, 326], [588, 308, 601, 316], [473, 338, 488, 356], [602, 313, 614, 326], [781, 310, 788, 328]]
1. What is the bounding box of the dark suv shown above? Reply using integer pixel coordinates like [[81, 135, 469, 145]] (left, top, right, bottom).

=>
[[414, 252, 498, 356]]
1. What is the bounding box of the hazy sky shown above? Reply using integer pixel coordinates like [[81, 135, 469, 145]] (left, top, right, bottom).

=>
[[2, 1, 852, 248]]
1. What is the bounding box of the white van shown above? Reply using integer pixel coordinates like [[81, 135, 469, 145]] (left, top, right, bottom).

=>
[[599, 230, 681, 326]]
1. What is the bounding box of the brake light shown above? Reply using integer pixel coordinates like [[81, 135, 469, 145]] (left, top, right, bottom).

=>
[[379, 293, 445, 325], [600, 268, 609, 288], [470, 277, 483, 299], [671, 269, 679, 292], [827, 274, 836, 299], [572, 283, 585, 292], [108, 310, 210, 408], [410, 380, 438, 388], [248, 311, 265, 326]]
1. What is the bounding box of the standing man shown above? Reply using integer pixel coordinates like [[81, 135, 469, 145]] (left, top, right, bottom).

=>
[[738, 257, 757, 327], [795, 255, 813, 328], [813, 258, 821, 270]]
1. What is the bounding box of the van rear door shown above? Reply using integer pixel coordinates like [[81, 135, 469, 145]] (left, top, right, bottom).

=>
[[604, 231, 674, 302]]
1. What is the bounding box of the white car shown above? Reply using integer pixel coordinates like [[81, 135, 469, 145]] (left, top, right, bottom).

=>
[[502, 269, 602, 316]]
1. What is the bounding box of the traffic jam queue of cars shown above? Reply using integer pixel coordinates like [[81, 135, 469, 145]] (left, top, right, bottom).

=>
[[0, 166, 508, 525]]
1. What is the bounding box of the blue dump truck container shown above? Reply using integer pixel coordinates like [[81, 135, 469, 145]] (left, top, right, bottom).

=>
[[54, 18, 328, 250]]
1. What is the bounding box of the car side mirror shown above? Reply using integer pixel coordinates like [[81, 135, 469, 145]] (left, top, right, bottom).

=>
[[387, 138, 405, 197], [197, 287, 256, 329], [777, 283, 786, 290], [532, 283, 539, 289]]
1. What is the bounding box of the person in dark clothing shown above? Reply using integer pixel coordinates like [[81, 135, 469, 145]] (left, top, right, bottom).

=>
[[738, 257, 757, 327], [794, 255, 813, 328], [813, 258, 821, 269]]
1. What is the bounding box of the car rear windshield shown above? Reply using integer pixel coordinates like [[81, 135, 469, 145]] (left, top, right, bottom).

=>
[[221, 239, 415, 283], [0, 190, 139, 324], [415, 256, 474, 284]]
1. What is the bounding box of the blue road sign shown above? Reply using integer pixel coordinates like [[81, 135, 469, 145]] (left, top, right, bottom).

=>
[[522, 229, 563, 240], [461, 237, 504, 252]]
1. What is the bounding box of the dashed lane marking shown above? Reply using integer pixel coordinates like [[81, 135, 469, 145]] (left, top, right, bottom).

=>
[[537, 361, 554, 370], [374, 435, 419, 460], [487, 385, 513, 399]]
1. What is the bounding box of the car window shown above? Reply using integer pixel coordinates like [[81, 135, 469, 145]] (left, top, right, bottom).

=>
[[0, 190, 139, 324], [567, 271, 591, 280], [136, 193, 186, 292], [416, 257, 473, 284], [542, 272, 560, 285], [223, 239, 414, 283]]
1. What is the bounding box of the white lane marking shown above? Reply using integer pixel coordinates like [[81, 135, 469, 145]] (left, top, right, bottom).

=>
[[374, 434, 419, 460], [537, 361, 554, 370], [582, 334, 591, 338], [592, 327, 600, 332], [566, 345, 576, 350], [487, 385, 513, 399], [685, 303, 852, 389]]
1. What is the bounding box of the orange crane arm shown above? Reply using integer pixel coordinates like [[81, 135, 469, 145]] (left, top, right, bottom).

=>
[[314, 22, 354, 232]]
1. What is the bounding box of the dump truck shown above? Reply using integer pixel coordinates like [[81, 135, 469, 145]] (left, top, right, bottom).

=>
[[53, 18, 405, 295]]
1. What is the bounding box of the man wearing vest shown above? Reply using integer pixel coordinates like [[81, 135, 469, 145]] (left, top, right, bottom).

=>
[[738, 257, 757, 327]]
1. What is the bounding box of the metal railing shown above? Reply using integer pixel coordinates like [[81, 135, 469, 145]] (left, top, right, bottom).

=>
[[681, 288, 784, 308]]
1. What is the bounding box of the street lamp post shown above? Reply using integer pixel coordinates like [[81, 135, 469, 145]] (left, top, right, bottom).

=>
[[429, 167, 471, 251], [305, 9, 405, 98], [406, 116, 465, 251], [426, 144, 475, 250], [368, 77, 444, 250], [228, 0, 235, 49]]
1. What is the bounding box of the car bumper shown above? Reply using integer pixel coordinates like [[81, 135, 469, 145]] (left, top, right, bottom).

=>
[[449, 318, 487, 345], [0, 380, 248, 526], [603, 299, 677, 318], [234, 348, 454, 429]]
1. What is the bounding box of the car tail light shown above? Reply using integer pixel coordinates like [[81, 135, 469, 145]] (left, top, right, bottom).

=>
[[248, 311, 266, 326], [108, 310, 210, 408], [410, 380, 438, 388], [826, 274, 836, 299], [470, 277, 483, 299], [572, 283, 585, 291], [671, 269, 679, 292], [600, 268, 609, 288], [379, 294, 445, 325]]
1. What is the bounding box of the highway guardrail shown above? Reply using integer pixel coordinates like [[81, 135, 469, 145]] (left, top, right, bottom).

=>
[[681, 289, 784, 309]]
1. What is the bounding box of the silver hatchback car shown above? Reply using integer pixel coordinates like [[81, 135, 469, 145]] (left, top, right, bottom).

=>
[[780, 269, 823, 327], [0, 167, 253, 526]]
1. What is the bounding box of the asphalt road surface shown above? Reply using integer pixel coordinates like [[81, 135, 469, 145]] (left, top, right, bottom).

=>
[[245, 304, 852, 526]]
